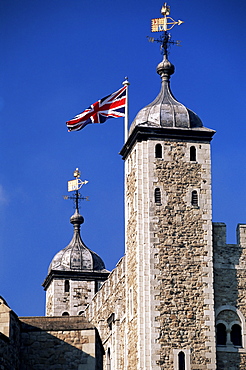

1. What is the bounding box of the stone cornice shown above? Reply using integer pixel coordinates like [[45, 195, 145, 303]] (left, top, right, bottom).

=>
[[42, 269, 110, 290], [120, 125, 215, 159]]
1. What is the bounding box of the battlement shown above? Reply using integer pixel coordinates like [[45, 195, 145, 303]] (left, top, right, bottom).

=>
[[213, 222, 246, 267], [237, 224, 246, 245], [213, 223, 246, 246]]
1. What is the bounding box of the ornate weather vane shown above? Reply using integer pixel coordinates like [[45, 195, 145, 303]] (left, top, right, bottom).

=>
[[63, 168, 89, 212], [147, 2, 184, 56]]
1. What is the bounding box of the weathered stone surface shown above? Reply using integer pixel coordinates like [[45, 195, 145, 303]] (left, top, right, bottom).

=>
[[19, 317, 102, 369], [87, 257, 126, 370]]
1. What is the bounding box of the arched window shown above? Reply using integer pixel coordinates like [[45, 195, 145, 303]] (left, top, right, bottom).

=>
[[231, 324, 242, 346], [62, 312, 69, 316], [191, 190, 198, 206], [155, 188, 161, 204], [190, 146, 196, 161], [155, 144, 162, 158], [216, 307, 244, 349], [178, 351, 185, 370], [216, 323, 227, 345], [64, 280, 70, 293]]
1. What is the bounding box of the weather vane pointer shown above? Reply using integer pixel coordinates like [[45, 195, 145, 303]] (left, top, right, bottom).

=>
[[63, 168, 89, 212], [148, 2, 184, 56], [151, 3, 183, 32]]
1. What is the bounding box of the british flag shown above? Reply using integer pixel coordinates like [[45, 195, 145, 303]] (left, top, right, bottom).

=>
[[66, 86, 127, 132]]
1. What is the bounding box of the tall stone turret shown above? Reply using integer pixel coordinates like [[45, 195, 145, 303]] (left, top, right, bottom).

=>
[[120, 19, 216, 370]]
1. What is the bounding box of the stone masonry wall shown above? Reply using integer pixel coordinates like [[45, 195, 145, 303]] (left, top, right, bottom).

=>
[[0, 298, 20, 370], [213, 223, 246, 369], [46, 278, 95, 316], [19, 316, 102, 370], [152, 140, 216, 369], [125, 149, 139, 369], [120, 138, 216, 369], [86, 257, 126, 370]]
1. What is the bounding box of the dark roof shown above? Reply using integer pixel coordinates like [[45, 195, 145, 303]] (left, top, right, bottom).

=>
[[19, 316, 95, 331]]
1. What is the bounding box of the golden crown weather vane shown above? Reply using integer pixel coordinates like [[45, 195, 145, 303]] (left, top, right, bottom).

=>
[[148, 3, 184, 56], [151, 3, 184, 32]]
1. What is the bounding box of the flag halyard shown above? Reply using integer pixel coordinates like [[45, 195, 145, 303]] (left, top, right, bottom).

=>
[[66, 86, 127, 132]]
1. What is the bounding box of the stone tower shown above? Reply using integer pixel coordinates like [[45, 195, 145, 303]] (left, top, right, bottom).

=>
[[120, 53, 217, 367], [43, 190, 109, 317]]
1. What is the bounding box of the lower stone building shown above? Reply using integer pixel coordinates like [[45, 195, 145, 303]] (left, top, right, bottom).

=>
[[1, 6, 246, 369], [0, 297, 103, 370]]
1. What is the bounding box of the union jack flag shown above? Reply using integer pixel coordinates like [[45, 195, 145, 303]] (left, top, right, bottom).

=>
[[66, 86, 127, 132]]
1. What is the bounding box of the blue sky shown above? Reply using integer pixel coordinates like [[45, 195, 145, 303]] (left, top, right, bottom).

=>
[[0, 0, 245, 316]]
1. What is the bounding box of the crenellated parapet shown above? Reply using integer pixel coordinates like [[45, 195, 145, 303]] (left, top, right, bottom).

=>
[[213, 223, 246, 267]]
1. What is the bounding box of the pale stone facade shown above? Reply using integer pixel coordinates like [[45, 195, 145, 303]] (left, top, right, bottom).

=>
[[87, 257, 126, 369], [44, 273, 107, 317]]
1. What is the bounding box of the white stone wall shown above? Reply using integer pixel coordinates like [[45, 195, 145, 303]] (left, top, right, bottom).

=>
[[86, 257, 126, 370]]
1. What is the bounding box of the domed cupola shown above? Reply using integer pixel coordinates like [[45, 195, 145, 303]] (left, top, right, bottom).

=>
[[48, 208, 106, 273], [129, 53, 203, 136]]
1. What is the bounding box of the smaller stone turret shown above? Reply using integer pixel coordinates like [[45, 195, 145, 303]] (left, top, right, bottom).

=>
[[43, 169, 109, 317]]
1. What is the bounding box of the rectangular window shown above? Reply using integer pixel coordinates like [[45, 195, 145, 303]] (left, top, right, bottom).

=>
[[129, 287, 133, 319]]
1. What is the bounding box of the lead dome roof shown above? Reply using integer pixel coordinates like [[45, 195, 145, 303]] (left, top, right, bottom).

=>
[[129, 55, 203, 135], [48, 209, 106, 273]]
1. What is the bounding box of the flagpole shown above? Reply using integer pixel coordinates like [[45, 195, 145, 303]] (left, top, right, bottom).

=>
[[122, 77, 130, 144]]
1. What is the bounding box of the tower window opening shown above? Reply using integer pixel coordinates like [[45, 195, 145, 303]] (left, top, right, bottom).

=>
[[178, 351, 185, 370], [107, 348, 111, 370], [231, 324, 242, 346], [190, 146, 196, 161], [155, 188, 161, 204], [62, 311, 69, 316], [107, 313, 115, 330], [64, 280, 70, 293], [216, 323, 227, 345], [129, 287, 133, 318], [191, 190, 198, 207], [95, 280, 103, 293], [155, 143, 162, 158]]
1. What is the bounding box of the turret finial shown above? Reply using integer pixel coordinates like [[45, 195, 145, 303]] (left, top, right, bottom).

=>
[[63, 168, 89, 221], [148, 2, 183, 57]]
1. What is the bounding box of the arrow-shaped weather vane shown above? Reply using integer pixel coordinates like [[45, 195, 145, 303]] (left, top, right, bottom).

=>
[[63, 168, 89, 212], [149, 2, 184, 56]]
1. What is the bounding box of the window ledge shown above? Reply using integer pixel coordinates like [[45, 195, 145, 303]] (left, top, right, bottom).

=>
[[217, 346, 246, 353]]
